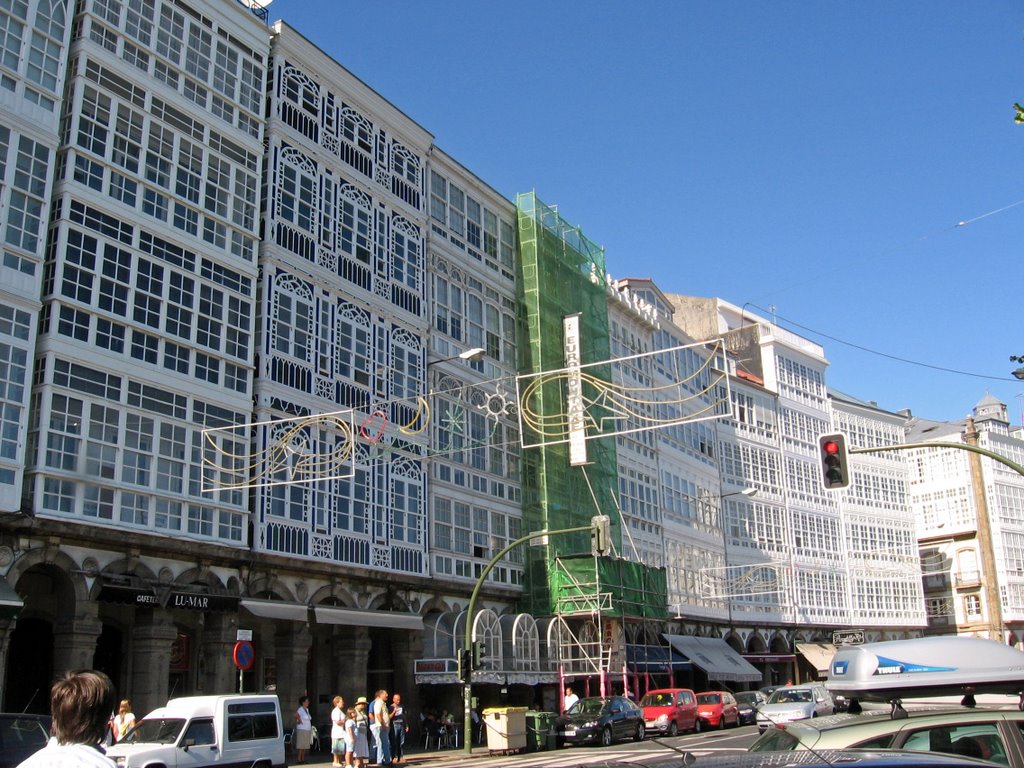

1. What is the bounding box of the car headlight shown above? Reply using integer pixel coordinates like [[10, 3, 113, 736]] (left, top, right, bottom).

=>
[[656, 714, 668, 724], [582, 720, 598, 729]]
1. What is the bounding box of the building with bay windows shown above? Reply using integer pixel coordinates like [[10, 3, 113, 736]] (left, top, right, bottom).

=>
[[0, 0, 938, 723]]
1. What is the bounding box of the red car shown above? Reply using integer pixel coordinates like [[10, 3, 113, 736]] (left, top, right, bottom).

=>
[[640, 688, 701, 736], [696, 690, 740, 729]]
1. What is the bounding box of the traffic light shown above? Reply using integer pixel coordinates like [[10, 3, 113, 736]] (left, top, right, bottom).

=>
[[818, 433, 851, 490], [456, 647, 471, 682], [471, 639, 486, 669], [591, 514, 611, 556]]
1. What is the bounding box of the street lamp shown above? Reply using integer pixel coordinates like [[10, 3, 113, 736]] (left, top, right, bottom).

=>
[[1013, 367, 1024, 381], [428, 347, 486, 367]]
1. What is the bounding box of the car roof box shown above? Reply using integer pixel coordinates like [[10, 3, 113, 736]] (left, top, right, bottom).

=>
[[825, 636, 1024, 701]]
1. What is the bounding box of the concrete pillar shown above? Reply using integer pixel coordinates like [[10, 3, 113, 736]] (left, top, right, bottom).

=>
[[130, 608, 178, 715], [390, 629, 421, 707], [0, 618, 14, 707], [199, 612, 239, 694], [336, 627, 371, 698], [53, 601, 102, 674], [275, 620, 313, 716]]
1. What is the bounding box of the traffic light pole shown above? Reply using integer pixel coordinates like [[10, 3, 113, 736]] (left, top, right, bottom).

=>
[[461, 521, 597, 755], [852, 437, 1024, 645], [849, 440, 1024, 478]]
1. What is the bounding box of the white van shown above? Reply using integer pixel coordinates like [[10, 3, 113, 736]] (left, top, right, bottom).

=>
[[106, 694, 285, 768]]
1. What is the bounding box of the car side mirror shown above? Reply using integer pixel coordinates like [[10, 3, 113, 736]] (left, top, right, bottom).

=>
[[183, 739, 195, 751]]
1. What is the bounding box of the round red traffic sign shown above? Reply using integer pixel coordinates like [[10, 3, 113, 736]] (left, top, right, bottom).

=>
[[232, 640, 255, 670]]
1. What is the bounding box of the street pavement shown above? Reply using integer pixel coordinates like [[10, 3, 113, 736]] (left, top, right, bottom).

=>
[[287, 726, 758, 768]]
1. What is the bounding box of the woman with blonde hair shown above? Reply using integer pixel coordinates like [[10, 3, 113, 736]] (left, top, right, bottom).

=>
[[112, 699, 135, 743], [330, 695, 346, 768]]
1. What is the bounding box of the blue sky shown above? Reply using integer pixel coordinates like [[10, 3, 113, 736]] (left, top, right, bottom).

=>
[[267, 0, 1024, 423]]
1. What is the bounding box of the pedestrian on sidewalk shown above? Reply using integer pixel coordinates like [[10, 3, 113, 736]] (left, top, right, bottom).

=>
[[353, 698, 370, 768], [371, 690, 392, 765], [295, 696, 313, 765], [389, 693, 407, 762], [330, 696, 346, 768]]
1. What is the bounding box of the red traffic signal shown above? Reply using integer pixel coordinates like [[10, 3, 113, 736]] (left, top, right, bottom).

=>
[[818, 433, 850, 490]]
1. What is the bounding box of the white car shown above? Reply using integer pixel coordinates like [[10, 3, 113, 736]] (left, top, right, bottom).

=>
[[756, 684, 835, 732]]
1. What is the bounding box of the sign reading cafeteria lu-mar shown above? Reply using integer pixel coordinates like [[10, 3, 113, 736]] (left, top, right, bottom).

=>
[[564, 314, 587, 467]]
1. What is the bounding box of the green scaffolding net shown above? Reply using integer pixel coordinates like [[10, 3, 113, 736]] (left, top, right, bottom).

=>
[[515, 191, 666, 620]]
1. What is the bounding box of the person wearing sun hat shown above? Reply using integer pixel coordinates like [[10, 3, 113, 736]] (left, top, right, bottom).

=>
[[352, 697, 370, 766]]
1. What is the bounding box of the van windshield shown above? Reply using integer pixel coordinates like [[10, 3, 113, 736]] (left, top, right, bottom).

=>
[[123, 718, 186, 744]]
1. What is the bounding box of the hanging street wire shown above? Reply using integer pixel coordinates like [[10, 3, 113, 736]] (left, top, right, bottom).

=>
[[746, 303, 1017, 383]]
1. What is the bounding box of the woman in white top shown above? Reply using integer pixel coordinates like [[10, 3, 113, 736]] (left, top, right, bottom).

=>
[[294, 696, 313, 764], [329, 695, 346, 768], [111, 699, 135, 743]]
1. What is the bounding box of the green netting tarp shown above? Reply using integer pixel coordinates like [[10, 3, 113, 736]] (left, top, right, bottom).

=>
[[514, 192, 666, 620], [551, 554, 668, 620]]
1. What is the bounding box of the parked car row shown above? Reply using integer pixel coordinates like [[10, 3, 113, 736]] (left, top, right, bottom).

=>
[[557, 685, 777, 746]]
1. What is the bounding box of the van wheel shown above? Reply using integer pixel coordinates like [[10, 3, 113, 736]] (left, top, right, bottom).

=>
[[668, 721, 678, 737]]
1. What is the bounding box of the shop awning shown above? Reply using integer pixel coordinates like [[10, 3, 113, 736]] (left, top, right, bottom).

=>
[[663, 634, 762, 682], [625, 643, 692, 671], [314, 605, 423, 630], [0, 575, 22, 619], [95, 576, 158, 607], [240, 598, 309, 621], [796, 642, 836, 676]]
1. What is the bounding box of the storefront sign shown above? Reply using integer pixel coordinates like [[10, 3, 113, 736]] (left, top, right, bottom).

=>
[[96, 581, 159, 606], [164, 590, 240, 612], [833, 629, 865, 646], [415, 658, 456, 674]]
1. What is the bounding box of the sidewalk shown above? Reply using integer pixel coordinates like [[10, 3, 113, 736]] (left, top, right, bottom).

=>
[[289, 743, 491, 766]]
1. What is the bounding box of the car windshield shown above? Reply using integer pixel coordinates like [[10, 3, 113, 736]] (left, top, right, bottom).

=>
[[569, 699, 607, 715], [697, 694, 721, 704], [640, 693, 673, 707], [736, 692, 760, 705], [0, 716, 49, 746], [122, 718, 186, 744], [769, 689, 813, 704]]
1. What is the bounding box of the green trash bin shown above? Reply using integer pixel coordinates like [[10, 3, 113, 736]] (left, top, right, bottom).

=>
[[524, 711, 548, 752], [539, 712, 558, 751]]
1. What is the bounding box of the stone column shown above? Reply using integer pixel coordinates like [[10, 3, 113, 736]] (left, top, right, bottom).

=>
[[335, 626, 371, 697], [0, 617, 14, 707], [390, 629, 421, 710], [130, 608, 178, 716], [199, 612, 239, 694], [274, 620, 313, 714], [52, 601, 102, 674]]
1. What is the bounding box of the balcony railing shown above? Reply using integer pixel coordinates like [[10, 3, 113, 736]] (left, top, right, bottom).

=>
[[954, 570, 982, 588]]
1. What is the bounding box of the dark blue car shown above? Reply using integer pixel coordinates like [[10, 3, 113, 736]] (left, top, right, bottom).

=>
[[556, 696, 645, 747]]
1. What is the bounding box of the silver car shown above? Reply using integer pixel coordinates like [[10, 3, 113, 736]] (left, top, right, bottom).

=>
[[750, 707, 1024, 766], [756, 684, 835, 732]]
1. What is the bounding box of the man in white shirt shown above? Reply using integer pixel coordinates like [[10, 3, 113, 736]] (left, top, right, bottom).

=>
[[17, 669, 117, 768], [563, 686, 579, 712]]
